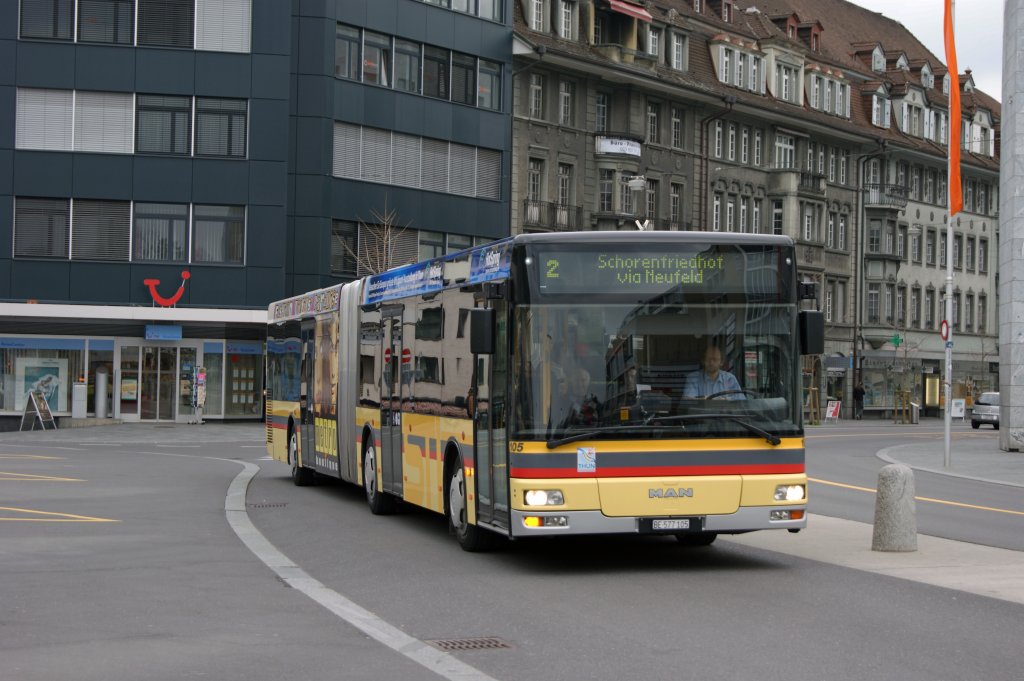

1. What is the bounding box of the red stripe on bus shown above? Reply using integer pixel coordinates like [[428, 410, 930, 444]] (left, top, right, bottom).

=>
[[509, 464, 804, 478]]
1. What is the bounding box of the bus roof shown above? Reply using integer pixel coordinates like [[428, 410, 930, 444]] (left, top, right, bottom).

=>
[[268, 284, 344, 323]]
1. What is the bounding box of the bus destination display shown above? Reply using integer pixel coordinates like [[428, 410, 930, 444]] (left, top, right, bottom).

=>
[[535, 248, 781, 296]]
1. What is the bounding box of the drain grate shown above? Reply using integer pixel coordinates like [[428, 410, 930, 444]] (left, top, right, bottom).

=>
[[247, 502, 288, 509], [426, 637, 514, 652]]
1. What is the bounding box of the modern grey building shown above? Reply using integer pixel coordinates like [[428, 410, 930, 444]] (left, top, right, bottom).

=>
[[0, 0, 513, 426]]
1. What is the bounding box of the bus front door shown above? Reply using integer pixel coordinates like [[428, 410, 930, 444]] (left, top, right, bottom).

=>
[[381, 309, 404, 496], [473, 300, 509, 530]]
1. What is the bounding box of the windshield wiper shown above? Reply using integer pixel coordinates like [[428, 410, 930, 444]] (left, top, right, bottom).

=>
[[546, 414, 783, 448], [640, 413, 781, 446], [546, 425, 669, 449]]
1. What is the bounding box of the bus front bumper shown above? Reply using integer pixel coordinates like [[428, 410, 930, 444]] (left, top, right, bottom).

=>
[[508, 506, 807, 537]]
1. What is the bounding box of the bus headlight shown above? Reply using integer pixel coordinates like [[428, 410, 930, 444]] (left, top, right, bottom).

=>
[[774, 484, 806, 502], [524, 489, 564, 506]]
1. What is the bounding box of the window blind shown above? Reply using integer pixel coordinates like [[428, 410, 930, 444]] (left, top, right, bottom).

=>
[[137, 0, 194, 48], [14, 197, 71, 258], [361, 128, 391, 183], [333, 123, 360, 178], [133, 202, 189, 262], [391, 133, 421, 188], [476, 149, 501, 199], [449, 143, 476, 196], [192, 205, 245, 264], [74, 91, 134, 154], [421, 139, 449, 193], [16, 88, 74, 151], [195, 97, 247, 157], [71, 200, 131, 261], [195, 0, 251, 53], [20, 0, 74, 40]]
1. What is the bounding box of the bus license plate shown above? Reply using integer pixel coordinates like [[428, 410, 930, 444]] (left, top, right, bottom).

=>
[[652, 519, 690, 531]]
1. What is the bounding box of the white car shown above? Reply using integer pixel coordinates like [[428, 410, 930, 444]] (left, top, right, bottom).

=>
[[971, 392, 999, 430]]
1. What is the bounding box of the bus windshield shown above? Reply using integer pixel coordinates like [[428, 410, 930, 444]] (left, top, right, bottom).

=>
[[511, 301, 801, 442]]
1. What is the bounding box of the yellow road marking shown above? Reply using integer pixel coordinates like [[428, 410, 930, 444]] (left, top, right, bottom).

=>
[[807, 432, 989, 440], [809, 477, 1024, 517], [0, 471, 84, 481], [0, 506, 119, 522], [0, 454, 65, 460]]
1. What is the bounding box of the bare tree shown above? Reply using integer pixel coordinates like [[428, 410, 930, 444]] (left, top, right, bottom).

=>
[[336, 199, 415, 276]]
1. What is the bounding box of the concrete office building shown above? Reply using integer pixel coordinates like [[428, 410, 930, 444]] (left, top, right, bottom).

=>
[[0, 0, 513, 426]]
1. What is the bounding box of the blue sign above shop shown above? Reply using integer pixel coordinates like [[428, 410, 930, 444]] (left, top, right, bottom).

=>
[[145, 325, 183, 340]]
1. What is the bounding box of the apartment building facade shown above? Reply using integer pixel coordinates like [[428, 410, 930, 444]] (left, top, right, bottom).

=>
[[511, 0, 1000, 417]]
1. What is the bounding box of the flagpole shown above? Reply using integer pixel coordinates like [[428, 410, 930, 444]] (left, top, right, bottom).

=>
[[943, 0, 960, 469]]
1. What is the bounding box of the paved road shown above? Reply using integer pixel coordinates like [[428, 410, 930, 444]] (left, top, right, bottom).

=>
[[3, 421, 1023, 681]]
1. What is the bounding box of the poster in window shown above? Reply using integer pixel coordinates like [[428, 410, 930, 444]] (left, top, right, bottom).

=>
[[15, 358, 69, 412], [121, 377, 138, 401]]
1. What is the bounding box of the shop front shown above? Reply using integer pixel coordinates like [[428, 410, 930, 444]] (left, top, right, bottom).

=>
[[0, 304, 267, 429]]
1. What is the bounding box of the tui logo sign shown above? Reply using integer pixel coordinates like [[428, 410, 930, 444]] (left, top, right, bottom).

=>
[[144, 271, 191, 307]]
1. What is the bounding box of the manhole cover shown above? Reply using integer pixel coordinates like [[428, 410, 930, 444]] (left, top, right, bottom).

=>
[[246, 502, 288, 509], [425, 637, 513, 652]]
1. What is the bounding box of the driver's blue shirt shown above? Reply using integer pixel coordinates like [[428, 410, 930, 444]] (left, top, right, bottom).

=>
[[683, 369, 745, 400]]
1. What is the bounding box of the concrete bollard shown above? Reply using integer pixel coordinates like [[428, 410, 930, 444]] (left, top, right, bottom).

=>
[[872, 463, 918, 552]]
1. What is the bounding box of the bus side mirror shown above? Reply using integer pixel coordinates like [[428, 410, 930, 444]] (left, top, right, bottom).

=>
[[799, 310, 824, 355], [470, 308, 495, 355]]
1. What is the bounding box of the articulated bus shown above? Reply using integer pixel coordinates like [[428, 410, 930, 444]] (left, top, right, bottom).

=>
[[266, 231, 824, 551]]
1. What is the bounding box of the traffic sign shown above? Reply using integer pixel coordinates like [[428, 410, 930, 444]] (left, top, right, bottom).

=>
[[890, 334, 902, 347], [939, 319, 949, 341]]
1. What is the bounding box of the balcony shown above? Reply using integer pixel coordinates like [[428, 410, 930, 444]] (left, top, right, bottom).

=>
[[863, 183, 908, 209], [522, 200, 582, 232], [798, 172, 826, 196]]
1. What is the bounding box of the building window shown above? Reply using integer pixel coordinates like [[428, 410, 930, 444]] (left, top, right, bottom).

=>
[[418, 230, 446, 262], [423, 46, 450, 100], [394, 39, 422, 93], [21, 0, 74, 40], [527, 159, 543, 203], [529, 73, 544, 118], [335, 25, 361, 79], [867, 284, 880, 324], [825, 283, 833, 322], [531, 0, 544, 30], [771, 200, 783, 235], [599, 169, 614, 212], [872, 94, 891, 127], [713, 121, 723, 157], [16, 88, 73, 151], [72, 200, 130, 261], [753, 129, 762, 166], [595, 92, 608, 133], [137, 0, 194, 48], [925, 290, 935, 328], [136, 95, 191, 155], [192, 205, 245, 265], [559, 0, 574, 39], [78, 0, 135, 44], [774, 133, 795, 169], [965, 294, 974, 332], [13, 197, 70, 259], [646, 179, 658, 220], [559, 80, 575, 126], [740, 127, 749, 164], [966, 237, 975, 271], [670, 183, 682, 224], [557, 163, 573, 208], [727, 123, 736, 161], [195, 98, 247, 158], [827, 213, 836, 248], [671, 106, 684, 148], [837, 215, 846, 250], [752, 199, 762, 234], [647, 102, 660, 144], [451, 52, 477, 105], [478, 60, 502, 110], [978, 239, 988, 273], [671, 33, 686, 70], [911, 288, 921, 328], [736, 53, 746, 89], [926, 231, 936, 266], [134, 202, 189, 262], [331, 221, 358, 277], [720, 48, 732, 85], [712, 194, 721, 231], [362, 32, 391, 85], [978, 295, 987, 333]]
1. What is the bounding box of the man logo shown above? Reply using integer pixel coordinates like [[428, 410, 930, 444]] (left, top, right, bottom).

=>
[[649, 488, 694, 498]]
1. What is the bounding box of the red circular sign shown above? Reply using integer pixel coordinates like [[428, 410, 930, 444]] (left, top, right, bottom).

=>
[[384, 348, 392, 363], [939, 320, 949, 341], [401, 348, 411, 365]]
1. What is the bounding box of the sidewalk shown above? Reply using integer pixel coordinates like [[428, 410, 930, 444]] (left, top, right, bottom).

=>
[[878, 437, 1024, 488]]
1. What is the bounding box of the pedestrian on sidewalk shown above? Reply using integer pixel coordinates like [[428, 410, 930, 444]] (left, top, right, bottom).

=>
[[853, 381, 865, 420]]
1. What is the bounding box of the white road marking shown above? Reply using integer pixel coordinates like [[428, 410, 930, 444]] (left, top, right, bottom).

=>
[[224, 462, 500, 681]]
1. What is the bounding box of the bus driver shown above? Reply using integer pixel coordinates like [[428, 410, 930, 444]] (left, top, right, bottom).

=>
[[684, 345, 746, 400]]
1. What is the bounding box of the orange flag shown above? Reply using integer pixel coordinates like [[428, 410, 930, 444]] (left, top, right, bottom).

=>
[[944, 0, 962, 216]]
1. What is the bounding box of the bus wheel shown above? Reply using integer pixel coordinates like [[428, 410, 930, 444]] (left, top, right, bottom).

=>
[[675, 532, 717, 547], [362, 443, 395, 515], [290, 431, 315, 487], [446, 455, 491, 552]]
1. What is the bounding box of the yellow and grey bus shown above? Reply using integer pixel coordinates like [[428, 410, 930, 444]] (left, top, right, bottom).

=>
[[266, 231, 823, 551]]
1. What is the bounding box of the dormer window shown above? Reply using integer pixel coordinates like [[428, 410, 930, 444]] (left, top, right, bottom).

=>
[[896, 54, 909, 70], [921, 64, 934, 88], [872, 47, 884, 72], [811, 33, 818, 51], [531, 0, 545, 31], [558, 1, 576, 40], [723, 1, 733, 22], [943, 74, 950, 94], [694, 0, 702, 12]]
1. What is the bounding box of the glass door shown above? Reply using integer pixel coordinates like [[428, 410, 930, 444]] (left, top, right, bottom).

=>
[[130, 344, 200, 422], [119, 345, 140, 419]]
